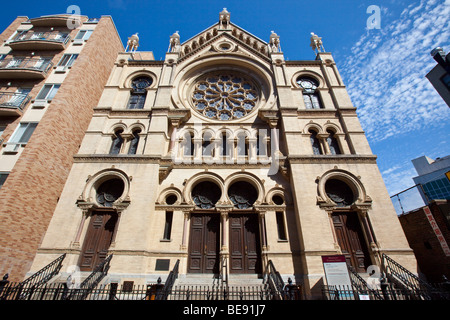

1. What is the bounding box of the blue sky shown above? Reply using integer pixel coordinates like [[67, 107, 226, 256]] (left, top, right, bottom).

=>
[[1, 0, 449, 208]]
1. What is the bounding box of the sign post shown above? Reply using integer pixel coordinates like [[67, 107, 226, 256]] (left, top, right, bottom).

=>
[[322, 255, 353, 299]]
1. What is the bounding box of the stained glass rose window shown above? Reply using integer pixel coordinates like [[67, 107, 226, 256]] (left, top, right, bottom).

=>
[[192, 73, 259, 120]]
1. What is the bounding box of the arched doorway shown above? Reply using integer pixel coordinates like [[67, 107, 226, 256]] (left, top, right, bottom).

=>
[[228, 181, 262, 274], [79, 178, 124, 271]]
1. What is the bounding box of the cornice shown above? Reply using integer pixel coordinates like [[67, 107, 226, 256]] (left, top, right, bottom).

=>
[[73, 154, 162, 163], [288, 154, 377, 164]]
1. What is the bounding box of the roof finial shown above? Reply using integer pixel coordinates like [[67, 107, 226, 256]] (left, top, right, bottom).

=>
[[219, 8, 230, 29], [269, 31, 281, 53], [125, 33, 139, 53], [310, 32, 325, 53], [168, 31, 181, 53]]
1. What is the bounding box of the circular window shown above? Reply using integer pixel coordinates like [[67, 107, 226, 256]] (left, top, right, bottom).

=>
[[325, 179, 355, 207], [165, 194, 178, 205], [192, 181, 221, 209], [296, 77, 319, 93], [96, 178, 125, 207], [131, 76, 153, 92], [228, 181, 258, 209], [192, 73, 259, 120], [272, 195, 284, 205]]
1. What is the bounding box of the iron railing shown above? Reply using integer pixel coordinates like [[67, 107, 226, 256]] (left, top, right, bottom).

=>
[[155, 259, 179, 300], [65, 254, 113, 300], [0, 58, 53, 74], [0, 92, 31, 111], [381, 253, 437, 300], [12, 31, 71, 45], [346, 264, 383, 300], [264, 260, 285, 300]]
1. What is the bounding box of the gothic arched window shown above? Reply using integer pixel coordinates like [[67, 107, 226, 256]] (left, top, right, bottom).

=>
[[96, 178, 125, 207], [297, 77, 323, 109], [127, 76, 152, 109], [325, 179, 354, 207], [192, 181, 221, 209], [228, 181, 258, 209]]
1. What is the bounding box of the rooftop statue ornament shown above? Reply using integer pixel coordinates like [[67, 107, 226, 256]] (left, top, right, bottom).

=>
[[310, 32, 325, 53], [219, 8, 230, 29], [269, 31, 281, 53], [125, 33, 139, 53], [169, 31, 181, 53]]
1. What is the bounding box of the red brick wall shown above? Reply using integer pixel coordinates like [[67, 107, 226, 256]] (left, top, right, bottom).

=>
[[0, 17, 123, 281], [399, 200, 450, 282]]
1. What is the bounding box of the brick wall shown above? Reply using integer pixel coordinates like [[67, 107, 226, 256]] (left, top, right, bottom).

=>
[[0, 16, 123, 281], [399, 200, 450, 282]]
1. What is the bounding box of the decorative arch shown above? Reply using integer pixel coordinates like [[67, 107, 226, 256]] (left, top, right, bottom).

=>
[[122, 70, 157, 89], [183, 172, 225, 206], [224, 171, 265, 205], [316, 169, 372, 210], [157, 185, 183, 205], [77, 167, 131, 211]]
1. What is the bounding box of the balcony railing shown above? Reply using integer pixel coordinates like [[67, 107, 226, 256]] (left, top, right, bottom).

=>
[[9, 31, 70, 50], [0, 92, 31, 115], [0, 58, 53, 79]]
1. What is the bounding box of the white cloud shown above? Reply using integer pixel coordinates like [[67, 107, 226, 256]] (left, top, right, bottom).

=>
[[340, 0, 450, 143]]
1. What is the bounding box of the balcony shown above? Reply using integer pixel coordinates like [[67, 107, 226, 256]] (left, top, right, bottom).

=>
[[0, 58, 53, 79], [0, 92, 31, 116], [8, 31, 71, 50]]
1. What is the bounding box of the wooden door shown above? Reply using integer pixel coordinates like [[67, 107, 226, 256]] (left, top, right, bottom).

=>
[[332, 212, 371, 273], [80, 211, 117, 271], [229, 214, 262, 274], [188, 214, 220, 274]]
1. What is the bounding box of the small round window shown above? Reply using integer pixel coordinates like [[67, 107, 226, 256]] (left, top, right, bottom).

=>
[[96, 178, 125, 207], [325, 179, 355, 207]]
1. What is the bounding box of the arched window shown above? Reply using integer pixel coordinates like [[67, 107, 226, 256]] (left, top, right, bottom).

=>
[[192, 181, 221, 209], [297, 77, 323, 109], [228, 181, 258, 209], [109, 129, 124, 154], [309, 129, 323, 155], [96, 178, 125, 207], [325, 179, 354, 207], [127, 76, 152, 109], [326, 129, 341, 155], [221, 132, 229, 156], [128, 129, 141, 155], [202, 132, 214, 157], [237, 133, 249, 156], [183, 132, 194, 156]]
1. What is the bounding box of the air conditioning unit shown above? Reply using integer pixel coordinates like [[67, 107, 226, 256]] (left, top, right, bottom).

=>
[[72, 39, 84, 45]]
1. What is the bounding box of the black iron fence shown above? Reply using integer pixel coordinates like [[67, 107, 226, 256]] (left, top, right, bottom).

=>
[[322, 283, 450, 301]]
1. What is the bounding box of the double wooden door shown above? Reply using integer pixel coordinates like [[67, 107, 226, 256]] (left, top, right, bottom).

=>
[[79, 211, 117, 271], [332, 212, 371, 273], [188, 214, 220, 274], [229, 214, 262, 274]]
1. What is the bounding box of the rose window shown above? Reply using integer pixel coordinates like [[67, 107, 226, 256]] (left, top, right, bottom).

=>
[[192, 73, 259, 120]]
